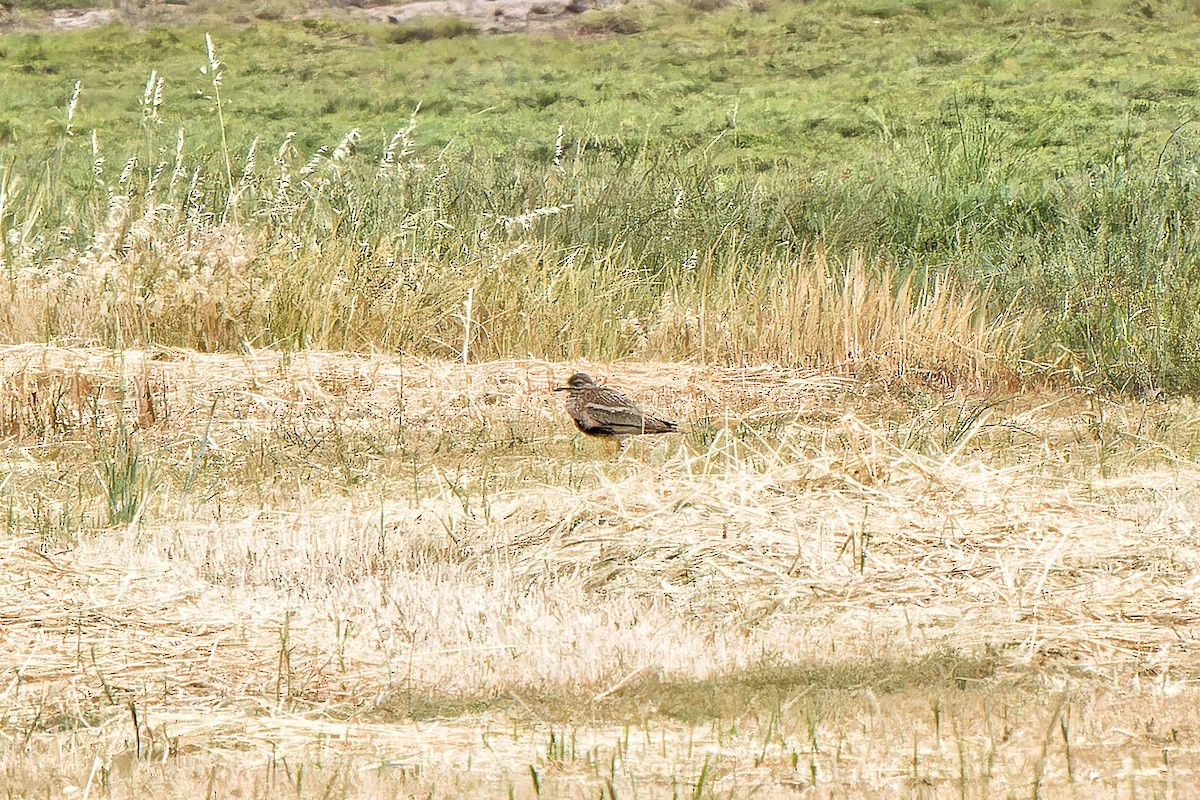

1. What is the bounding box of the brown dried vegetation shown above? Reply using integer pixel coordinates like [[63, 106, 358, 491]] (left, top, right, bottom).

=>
[[2, 346, 1200, 796]]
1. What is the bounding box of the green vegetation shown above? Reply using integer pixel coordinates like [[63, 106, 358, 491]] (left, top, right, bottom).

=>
[[0, 1, 1198, 388], [7, 5, 1200, 796], [386, 15, 480, 44]]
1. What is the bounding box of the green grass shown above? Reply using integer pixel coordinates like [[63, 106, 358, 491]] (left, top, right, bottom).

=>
[[1, 0, 1199, 388]]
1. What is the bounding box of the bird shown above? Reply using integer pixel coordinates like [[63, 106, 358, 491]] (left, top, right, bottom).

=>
[[554, 372, 677, 444]]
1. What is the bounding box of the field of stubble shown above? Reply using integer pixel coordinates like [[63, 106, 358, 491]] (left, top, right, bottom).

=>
[[3, 345, 1200, 797]]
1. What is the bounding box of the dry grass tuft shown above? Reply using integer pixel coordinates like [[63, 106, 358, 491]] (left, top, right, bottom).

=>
[[642, 248, 1022, 390], [2, 346, 1200, 796]]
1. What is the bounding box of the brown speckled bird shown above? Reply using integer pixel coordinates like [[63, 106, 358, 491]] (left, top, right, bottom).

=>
[[554, 372, 677, 442]]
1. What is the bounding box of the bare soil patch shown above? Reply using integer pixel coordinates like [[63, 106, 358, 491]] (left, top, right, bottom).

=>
[[359, 0, 606, 33], [6, 0, 627, 34]]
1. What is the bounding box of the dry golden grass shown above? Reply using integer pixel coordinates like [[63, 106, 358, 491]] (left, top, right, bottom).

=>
[[643, 248, 1023, 390], [0, 165, 1026, 382], [3, 345, 1200, 797]]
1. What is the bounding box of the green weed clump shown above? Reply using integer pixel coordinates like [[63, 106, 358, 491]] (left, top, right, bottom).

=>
[[387, 16, 478, 45]]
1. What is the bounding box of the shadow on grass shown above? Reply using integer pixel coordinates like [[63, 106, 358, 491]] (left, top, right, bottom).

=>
[[365, 650, 1006, 724]]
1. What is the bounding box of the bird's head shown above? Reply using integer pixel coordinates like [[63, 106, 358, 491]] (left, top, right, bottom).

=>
[[554, 372, 598, 392]]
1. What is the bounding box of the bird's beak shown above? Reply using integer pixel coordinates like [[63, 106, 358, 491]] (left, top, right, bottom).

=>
[[553, 385, 570, 392]]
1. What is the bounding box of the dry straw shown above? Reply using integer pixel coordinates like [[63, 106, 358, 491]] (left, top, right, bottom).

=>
[[2, 345, 1199, 796]]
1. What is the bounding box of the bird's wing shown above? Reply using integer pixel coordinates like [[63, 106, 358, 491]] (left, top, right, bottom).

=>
[[640, 414, 677, 433], [582, 388, 646, 428]]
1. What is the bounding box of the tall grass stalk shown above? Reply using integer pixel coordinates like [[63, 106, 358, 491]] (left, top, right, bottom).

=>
[[203, 33, 235, 218]]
